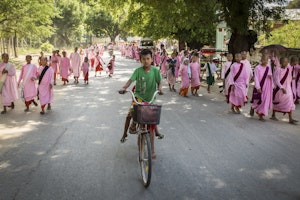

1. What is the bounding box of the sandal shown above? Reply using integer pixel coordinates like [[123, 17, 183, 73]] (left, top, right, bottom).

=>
[[156, 134, 164, 139], [120, 137, 127, 143]]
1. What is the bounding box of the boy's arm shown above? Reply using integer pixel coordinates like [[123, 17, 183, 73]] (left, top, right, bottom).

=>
[[119, 79, 133, 93], [157, 81, 163, 95]]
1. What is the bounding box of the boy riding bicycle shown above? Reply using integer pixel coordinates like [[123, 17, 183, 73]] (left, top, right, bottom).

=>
[[119, 49, 163, 159]]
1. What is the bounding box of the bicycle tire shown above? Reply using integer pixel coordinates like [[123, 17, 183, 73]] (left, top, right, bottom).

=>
[[139, 132, 152, 187]]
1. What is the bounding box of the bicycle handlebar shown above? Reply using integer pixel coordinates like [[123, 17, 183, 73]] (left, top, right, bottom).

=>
[[119, 90, 160, 105]]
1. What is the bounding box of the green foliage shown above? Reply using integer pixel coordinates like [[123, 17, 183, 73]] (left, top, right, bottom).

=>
[[121, 0, 219, 46], [286, 0, 300, 8], [52, 0, 87, 47], [259, 21, 300, 47], [85, 9, 121, 42], [40, 42, 55, 53]]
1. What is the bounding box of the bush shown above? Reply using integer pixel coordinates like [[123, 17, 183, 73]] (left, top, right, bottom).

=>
[[40, 42, 54, 53]]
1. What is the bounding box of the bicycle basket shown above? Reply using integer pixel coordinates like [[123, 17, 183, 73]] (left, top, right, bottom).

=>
[[133, 104, 162, 125]]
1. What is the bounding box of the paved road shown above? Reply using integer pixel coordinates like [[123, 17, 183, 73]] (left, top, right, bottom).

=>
[[0, 51, 300, 200]]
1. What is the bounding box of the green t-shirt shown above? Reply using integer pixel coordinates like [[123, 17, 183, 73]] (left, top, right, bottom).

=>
[[130, 66, 162, 102]]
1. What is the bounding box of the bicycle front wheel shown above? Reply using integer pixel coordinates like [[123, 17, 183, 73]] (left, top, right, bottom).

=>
[[139, 132, 152, 187]]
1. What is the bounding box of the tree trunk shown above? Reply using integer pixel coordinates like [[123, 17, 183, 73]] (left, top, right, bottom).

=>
[[13, 31, 18, 58], [228, 30, 257, 56], [178, 40, 186, 51]]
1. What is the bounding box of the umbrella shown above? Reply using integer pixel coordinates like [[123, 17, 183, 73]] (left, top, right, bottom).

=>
[[259, 44, 288, 54]]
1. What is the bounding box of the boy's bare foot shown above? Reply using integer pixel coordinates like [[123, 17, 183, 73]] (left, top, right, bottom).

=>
[[152, 153, 157, 160], [120, 136, 127, 143]]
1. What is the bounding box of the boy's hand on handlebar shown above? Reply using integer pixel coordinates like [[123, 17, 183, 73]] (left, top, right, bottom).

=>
[[118, 89, 126, 94]]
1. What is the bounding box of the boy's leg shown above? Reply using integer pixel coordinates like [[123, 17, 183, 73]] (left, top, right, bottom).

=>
[[155, 126, 164, 139], [250, 107, 254, 116], [149, 128, 156, 159], [121, 113, 131, 143]]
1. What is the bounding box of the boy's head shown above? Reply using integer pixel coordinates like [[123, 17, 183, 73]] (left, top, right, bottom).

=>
[[235, 53, 242, 63], [25, 55, 32, 64], [227, 53, 233, 61], [140, 49, 153, 67], [84, 57, 88, 62], [280, 57, 289, 68]]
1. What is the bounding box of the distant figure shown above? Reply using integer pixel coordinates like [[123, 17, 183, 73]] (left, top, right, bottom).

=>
[[221, 53, 233, 103], [107, 55, 115, 78], [81, 57, 89, 84], [70, 47, 81, 84], [37, 57, 54, 115], [60, 51, 70, 85], [190, 53, 201, 96], [18, 55, 38, 112], [0, 53, 18, 114]]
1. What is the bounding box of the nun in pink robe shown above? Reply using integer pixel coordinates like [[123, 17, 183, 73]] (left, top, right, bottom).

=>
[[107, 56, 115, 77], [70, 48, 81, 82], [60, 52, 70, 84], [241, 58, 253, 99], [154, 49, 161, 66], [221, 60, 233, 100], [18, 61, 38, 109], [160, 50, 168, 77], [251, 64, 273, 117], [0, 60, 18, 113], [38, 64, 54, 114], [179, 58, 190, 97], [175, 54, 181, 78], [272, 66, 295, 114], [190, 60, 200, 95], [81, 58, 89, 83], [295, 64, 300, 102], [229, 61, 248, 109]]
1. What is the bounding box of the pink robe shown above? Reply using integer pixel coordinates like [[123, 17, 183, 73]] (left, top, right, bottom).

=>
[[107, 59, 115, 74], [273, 67, 295, 113], [190, 62, 200, 88], [175, 55, 181, 78], [221, 61, 232, 96], [0, 63, 18, 106], [60, 57, 70, 80], [167, 59, 176, 85], [81, 62, 89, 80], [154, 51, 161, 66], [70, 52, 81, 77], [50, 55, 59, 73], [251, 65, 273, 116], [160, 53, 168, 76], [18, 64, 38, 102], [241, 59, 253, 97], [229, 62, 248, 107], [291, 64, 298, 101], [94, 55, 104, 71], [38, 66, 54, 106], [295, 64, 300, 100], [180, 64, 190, 89]]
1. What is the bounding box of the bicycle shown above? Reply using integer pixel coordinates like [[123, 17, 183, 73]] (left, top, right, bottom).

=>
[[119, 90, 162, 188]]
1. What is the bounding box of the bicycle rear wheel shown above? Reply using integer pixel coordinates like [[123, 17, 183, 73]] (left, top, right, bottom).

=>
[[139, 132, 152, 187]]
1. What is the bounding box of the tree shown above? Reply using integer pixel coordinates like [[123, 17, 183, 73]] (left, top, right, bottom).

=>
[[0, 0, 56, 56], [286, 0, 300, 8], [86, 10, 121, 43], [121, 0, 218, 50], [259, 21, 300, 47], [218, 0, 287, 55], [51, 0, 87, 48]]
